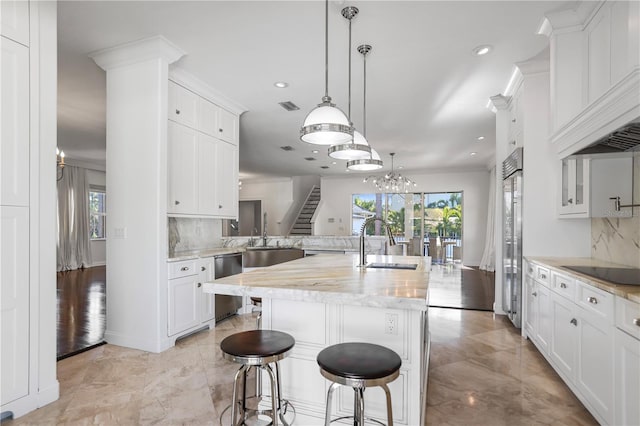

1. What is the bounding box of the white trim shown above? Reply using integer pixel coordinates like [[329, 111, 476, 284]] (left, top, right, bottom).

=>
[[64, 158, 106, 172], [90, 35, 185, 71]]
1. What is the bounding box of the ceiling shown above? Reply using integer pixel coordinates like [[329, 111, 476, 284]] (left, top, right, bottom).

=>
[[58, 1, 565, 179]]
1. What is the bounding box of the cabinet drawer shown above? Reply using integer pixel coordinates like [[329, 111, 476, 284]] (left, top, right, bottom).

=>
[[168, 260, 198, 279], [551, 272, 575, 300], [536, 266, 550, 285], [616, 297, 640, 340], [575, 281, 613, 323], [525, 261, 535, 278]]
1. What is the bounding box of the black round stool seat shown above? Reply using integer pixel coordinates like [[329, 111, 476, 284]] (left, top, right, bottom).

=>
[[317, 342, 401, 380], [221, 330, 295, 365]]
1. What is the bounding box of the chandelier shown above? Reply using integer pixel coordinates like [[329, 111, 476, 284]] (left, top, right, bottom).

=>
[[300, 0, 353, 145], [56, 147, 65, 181], [363, 153, 417, 193]]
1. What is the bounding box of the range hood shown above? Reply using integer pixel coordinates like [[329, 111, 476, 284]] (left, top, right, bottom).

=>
[[573, 121, 640, 155]]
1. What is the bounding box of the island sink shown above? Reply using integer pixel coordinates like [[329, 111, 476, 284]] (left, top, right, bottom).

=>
[[367, 262, 418, 270]]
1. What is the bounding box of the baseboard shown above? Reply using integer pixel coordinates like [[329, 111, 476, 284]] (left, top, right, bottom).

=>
[[0, 378, 59, 420], [36, 381, 60, 409], [90, 261, 106, 267], [104, 330, 164, 353]]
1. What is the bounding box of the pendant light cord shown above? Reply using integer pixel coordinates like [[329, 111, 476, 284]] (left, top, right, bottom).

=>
[[348, 15, 352, 120], [324, 0, 329, 100]]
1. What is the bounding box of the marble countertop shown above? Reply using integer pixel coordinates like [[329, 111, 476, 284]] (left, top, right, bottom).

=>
[[526, 256, 640, 303], [168, 248, 244, 262], [203, 254, 431, 311]]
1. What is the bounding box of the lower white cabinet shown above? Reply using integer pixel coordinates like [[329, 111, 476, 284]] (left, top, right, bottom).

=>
[[614, 297, 640, 426], [549, 291, 578, 379], [523, 272, 551, 353], [167, 259, 216, 337]]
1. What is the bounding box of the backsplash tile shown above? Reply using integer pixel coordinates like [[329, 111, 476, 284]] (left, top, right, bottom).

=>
[[591, 216, 640, 268], [168, 217, 222, 257]]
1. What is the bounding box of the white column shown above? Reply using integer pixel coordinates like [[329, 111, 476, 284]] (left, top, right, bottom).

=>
[[91, 36, 185, 352]]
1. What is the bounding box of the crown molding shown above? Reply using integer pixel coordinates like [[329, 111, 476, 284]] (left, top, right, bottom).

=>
[[489, 95, 511, 111], [90, 35, 185, 71], [537, 1, 602, 37]]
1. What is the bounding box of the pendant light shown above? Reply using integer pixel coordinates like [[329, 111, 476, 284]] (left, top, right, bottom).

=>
[[300, 0, 354, 145], [347, 44, 383, 171], [328, 6, 371, 160]]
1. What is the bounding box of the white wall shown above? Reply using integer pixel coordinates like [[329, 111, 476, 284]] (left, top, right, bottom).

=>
[[86, 169, 106, 266], [317, 169, 491, 266], [240, 178, 293, 236]]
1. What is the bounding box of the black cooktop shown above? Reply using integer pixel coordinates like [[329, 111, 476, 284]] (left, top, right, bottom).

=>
[[562, 266, 640, 286]]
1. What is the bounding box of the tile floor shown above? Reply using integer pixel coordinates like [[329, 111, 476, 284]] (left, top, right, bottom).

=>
[[5, 309, 597, 426]]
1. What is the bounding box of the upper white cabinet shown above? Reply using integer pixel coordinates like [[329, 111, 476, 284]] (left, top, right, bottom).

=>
[[0, 0, 29, 46], [541, 1, 640, 157], [167, 78, 240, 219], [558, 155, 632, 218], [506, 85, 524, 150]]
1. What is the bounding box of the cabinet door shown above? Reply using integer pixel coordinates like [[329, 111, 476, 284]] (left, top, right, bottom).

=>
[[198, 257, 215, 323], [1, 206, 29, 404], [197, 133, 217, 215], [214, 140, 238, 217], [535, 284, 551, 354], [576, 309, 614, 424], [590, 157, 633, 218], [1, 36, 29, 206], [168, 121, 198, 214], [217, 108, 238, 145], [559, 158, 589, 217], [168, 81, 198, 129], [168, 275, 199, 336], [0, 0, 29, 45], [615, 329, 640, 426], [549, 292, 577, 380], [523, 277, 537, 339], [197, 98, 220, 137]]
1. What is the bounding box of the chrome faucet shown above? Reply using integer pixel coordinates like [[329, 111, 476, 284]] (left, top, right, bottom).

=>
[[249, 227, 258, 247], [262, 212, 268, 247], [359, 216, 396, 267]]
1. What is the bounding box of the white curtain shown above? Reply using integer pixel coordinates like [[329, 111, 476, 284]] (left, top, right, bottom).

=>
[[479, 166, 496, 272], [57, 165, 92, 271]]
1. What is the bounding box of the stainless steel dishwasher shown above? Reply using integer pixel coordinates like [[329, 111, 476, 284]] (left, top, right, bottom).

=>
[[214, 253, 243, 323]]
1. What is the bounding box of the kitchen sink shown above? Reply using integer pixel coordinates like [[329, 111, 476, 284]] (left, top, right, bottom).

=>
[[366, 262, 418, 270], [243, 247, 304, 268]]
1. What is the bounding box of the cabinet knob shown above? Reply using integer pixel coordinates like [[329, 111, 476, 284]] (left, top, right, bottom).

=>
[[175, 200, 180, 205], [633, 318, 640, 327], [532, 292, 537, 297], [219, 128, 223, 133], [587, 296, 598, 305], [176, 109, 181, 115], [201, 266, 206, 272], [567, 198, 573, 204], [570, 318, 578, 326], [528, 268, 533, 274], [180, 266, 189, 271], [219, 205, 223, 209], [197, 282, 202, 288], [511, 119, 516, 123], [560, 283, 567, 289], [509, 140, 516, 145], [540, 274, 547, 279]]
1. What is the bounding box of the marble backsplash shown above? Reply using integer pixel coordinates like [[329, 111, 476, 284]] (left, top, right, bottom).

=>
[[591, 215, 640, 268], [168, 217, 222, 257]]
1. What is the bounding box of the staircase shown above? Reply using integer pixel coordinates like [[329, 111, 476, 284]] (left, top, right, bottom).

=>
[[290, 186, 321, 236]]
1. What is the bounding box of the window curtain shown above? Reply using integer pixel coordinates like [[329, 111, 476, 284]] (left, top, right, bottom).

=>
[[479, 166, 496, 272], [57, 165, 92, 271]]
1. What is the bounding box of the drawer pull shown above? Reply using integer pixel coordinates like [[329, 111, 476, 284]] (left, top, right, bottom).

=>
[[201, 266, 206, 272], [570, 318, 578, 326], [219, 128, 223, 133], [175, 200, 180, 205], [528, 268, 533, 274], [540, 273, 547, 279], [176, 109, 181, 115], [219, 205, 223, 209], [560, 283, 567, 289], [633, 318, 640, 327], [197, 283, 202, 288], [587, 296, 598, 305], [180, 266, 189, 271], [532, 292, 537, 297], [568, 198, 573, 204]]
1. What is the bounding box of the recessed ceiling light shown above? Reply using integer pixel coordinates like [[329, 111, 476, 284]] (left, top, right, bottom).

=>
[[398, 166, 404, 169], [312, 150, 319, 154], [472, 45, 492, 56], [470, 152, 477, 156], [274, 81, 288, 88], [477, 136, 485, 141], [332, 161, 337, 165]]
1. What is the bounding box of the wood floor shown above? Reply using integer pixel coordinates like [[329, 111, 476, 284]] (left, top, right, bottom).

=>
[[428, 263, 495, 311], [56, 266, 106, 359]]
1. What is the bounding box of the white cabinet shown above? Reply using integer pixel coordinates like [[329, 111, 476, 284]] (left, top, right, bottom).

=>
[[0, 206, 29, 404], [549, 291, 578, 379], [506, 86, 523, 149], [0, 0, 29, 46], [614, 297, 640, 426], [1, 36, 29, 206], [167, 80, 239, 219], [558, 156, 632, 218], [523, 263, 551, 354]]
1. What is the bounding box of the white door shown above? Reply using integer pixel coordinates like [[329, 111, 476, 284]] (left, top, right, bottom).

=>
[[167, 275, 199, 336], [0, 0, 30, 45], [535, 284, 551, 354], [168, 81, 198, 129], [1, 206, 29, 404], [214, 140, 238, 218], [549, 293, 577, 380], [197, 134, 217, 215], [198, 257, 215, 323], [217, 108, 237, 144], [167, 121, 198, 214], [1, 36, 29, 206], [614, 328, 640, 426], [523, 277, 536, 338]]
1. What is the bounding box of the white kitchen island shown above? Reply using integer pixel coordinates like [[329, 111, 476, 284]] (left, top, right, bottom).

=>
[[203, 253, 431, 425]]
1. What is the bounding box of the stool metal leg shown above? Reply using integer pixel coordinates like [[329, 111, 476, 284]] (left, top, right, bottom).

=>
[[324, 382, 339, 426], [231, 365, 246, 426], [381, 383, 393, 426], [264, 364, 279, 426], [356, 387, 365, 426]]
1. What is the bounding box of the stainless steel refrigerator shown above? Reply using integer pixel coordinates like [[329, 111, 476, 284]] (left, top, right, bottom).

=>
[[502, 147, 523, 328]]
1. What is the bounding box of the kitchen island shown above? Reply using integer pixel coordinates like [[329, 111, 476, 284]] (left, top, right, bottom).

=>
[[203, 253, 431, 425]]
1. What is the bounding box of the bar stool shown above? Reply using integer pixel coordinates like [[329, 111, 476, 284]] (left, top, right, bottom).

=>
[[250, 296, 262, 329], [317, 342, 401, 426], [220, 330, 296, 426]]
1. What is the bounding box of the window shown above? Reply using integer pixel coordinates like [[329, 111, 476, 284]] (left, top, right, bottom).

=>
[[89, 189, 106, 240]]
